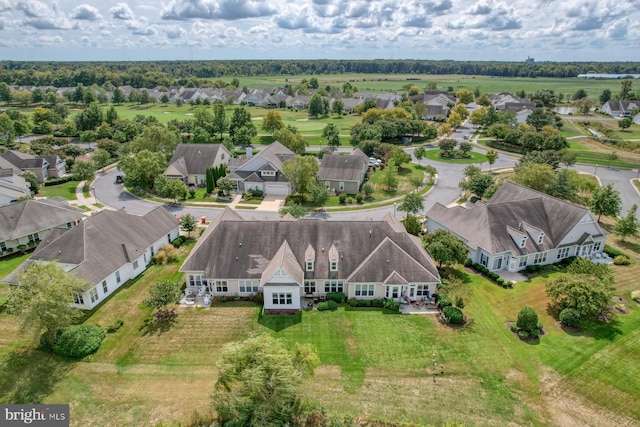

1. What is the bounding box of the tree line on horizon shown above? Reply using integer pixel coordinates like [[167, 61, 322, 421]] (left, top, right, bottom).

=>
[[1, 59, 639, 89]]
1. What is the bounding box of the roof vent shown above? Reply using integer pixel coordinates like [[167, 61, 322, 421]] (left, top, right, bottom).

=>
[[387, 259, 390, 263], [239, 242, 242, 247], [369, 229, 372, 238], [236, 256, 239, 261], [321, 247, 325, 252]]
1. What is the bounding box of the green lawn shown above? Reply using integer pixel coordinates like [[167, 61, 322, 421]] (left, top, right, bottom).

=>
[[37, 181, 78, 200], [0, 254, 29, 280]]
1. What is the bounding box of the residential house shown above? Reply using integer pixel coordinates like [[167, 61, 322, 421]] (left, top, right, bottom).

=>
[[163, 144, 232, 187], [426, 181, 607, 273], [227, 142, 295, 196], [374, 93, 402, 109], [2, 207, 179, 310], [601, 100, 640, 117], [333, 98, 362, 114], [180, 208, 440, 313], [0, 150, 66, 183], [317, 149, 369, 194], [633, 112, 640, 125], [0, 199, 84, 257], [0, 169, 31, 207], [412, 91, 456, 120]]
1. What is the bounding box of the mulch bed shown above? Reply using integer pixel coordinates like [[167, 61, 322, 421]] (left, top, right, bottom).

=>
[[505, 322, 545, 342], [437, 314, 468, 328], [556, 321, 582, 333]]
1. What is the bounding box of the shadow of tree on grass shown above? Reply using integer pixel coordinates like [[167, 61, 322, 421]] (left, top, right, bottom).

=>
[[0, 349, 74, 404]]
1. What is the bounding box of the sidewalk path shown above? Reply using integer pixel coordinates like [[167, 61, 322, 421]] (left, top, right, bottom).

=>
[[73, 180, 104, 214]]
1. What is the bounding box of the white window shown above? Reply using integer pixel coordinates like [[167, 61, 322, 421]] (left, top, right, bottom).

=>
[[0, 241, 6, 252], [215, 280, 228, 293], [480, 253, 489, 267], [520, 236, 528, 248], [325, 181, 330, 188], [304, 280, 316, 294], [416, 284, 430, 296], [74, 293, 84, 305], [102, 280, 108, 294], [324, 280, 344, 293], [89, 287, 99, 303], [66, 222, 72, 229], [133, 260, 139, 270], [306, 261, 314, 271], [593, 241, 602, 252], [189, 274, 203, 287], [355, 284, 375, 297], [261, 170, 275, 177], [339, 182, 345, 191], [537, 232, 545, 244], [115, 271, 121, 283], [518, 257, 527, 268], [272, 292, 293, 305], [557, 247, 570, 260], [239, 280, 259, 293], [27, 233, 38, 243], [533, 252, 547, 264], [330, 261, 338, 271]]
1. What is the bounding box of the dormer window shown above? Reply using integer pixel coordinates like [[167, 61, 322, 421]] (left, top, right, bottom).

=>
[[330, 261, 338, 271], [306, 261, 314, 271], [537, 232, 544, 244], [520, 235, 528, 248], [328, 244, 339, 271], [261, 170, 276, 177]]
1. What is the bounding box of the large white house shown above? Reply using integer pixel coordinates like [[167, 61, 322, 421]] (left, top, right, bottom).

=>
[[426, 181, 607, 273], [180, 208, 440, 313], [3, 207, 179, 310]]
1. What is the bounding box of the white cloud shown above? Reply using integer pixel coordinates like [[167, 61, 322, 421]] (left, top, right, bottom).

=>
[[16, 0, 50, 18], [161, 0, 277, 21], [164, 24, 186, 39], [72, 4, 102, 21], [109, 2, 134, 20]]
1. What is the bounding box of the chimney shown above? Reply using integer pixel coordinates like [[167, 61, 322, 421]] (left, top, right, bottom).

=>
[[246, 146, 253, 159]]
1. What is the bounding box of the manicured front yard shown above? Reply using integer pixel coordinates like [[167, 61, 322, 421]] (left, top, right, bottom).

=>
[[1, 241, 639, 426], [37, 181, 79, 200]]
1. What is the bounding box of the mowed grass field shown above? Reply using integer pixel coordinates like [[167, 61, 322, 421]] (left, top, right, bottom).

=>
[[1, 234, 639, 426]]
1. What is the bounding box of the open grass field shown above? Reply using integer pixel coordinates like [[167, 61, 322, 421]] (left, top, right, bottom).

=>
[[236, 74, 625, 101], [1, 230, 639, 426], [36, 180, 79, 200]]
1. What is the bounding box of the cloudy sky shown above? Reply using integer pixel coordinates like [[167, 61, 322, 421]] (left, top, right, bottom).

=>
[[0, 0, 638, 62]]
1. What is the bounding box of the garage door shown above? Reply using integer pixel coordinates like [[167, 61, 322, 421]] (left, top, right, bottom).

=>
[[265, 184, 290, 196]]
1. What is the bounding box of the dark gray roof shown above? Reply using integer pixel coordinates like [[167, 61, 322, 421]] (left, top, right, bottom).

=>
[[7, 207, 178, 285], [166, 144, 227, 176], [0, 199, 84, 240], [426, 181, 599, 255], [0, 151, 46, 170], [318, 153, 366, 182], [181, 210, 440, 285]]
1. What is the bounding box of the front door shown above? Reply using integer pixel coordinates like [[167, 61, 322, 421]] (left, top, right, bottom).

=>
[[385, 286, 401, 300], [580, 244, 592, 257], [408, 285, 416, 301]]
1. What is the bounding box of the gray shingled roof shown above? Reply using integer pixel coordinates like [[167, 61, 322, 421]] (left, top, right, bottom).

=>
[[426, 181, 597, 255], [318, 153, 366, 182], [166, 144, 226, 176], [180, 211, 440, 285], [0, 199, 84, 240], [4, 207, 178, 285]]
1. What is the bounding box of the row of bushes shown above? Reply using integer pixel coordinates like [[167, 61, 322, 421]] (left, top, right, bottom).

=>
[[317, 300, 338, 311], [465, 260, 514, 288], [242, 189, 264, 200], [321, 297, 400, 312], [604, 244, 626, 258], [347, 298, 385, 308], [338, 193, 364, 204], [43, 175, 78, 186], [325, 292, 345, 304]]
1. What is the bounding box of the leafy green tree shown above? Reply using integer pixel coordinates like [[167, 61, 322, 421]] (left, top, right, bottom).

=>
[[438, 139, 456, 155], [13, 90, 32, 107], [515, 163, 556, 193], [447, 111, 463, 128], [383, 159, 398, 190], [72, 161, 96, 188], [308, 92, 325, 118], [279, 204, 307, 219], [211, 102, 228, 140], [74, 102, 104, 132], [572, 89, 588, 101], [332, 98, 344, 116], [144, 280, 182, 320], [282, 156, 319, 195], [440, 276, 471, 309], [576, 97, 594, 115], [402, 215, 422, 236], [212, 334, 319, 426], [129, 125, 180, 161], [154, 175, 187, 203], [398, 192, 424, 216], [619, 117, 632, 130], [516, 307, 539, 332], [111, 87, 125, 104], [463, 173, 495, 198], [414, 145, 426, 165], [216, 176, 235, 196], [526, 109, 555, 131], [275, 127, 308, 154], [599, 89, 612, 104], [235, 125, 257, 148], [613, 204, 640, 242], [22, 171, 39, 196], [486, 149, 498, 171], [424, 229, 469, 269], [262, 110, 284, 135], [229, 106, 253, 141], [308, 178, 329, 206], [590, 183, 622, 222], [456, 88, 474, 104], [118, 149, 167, 188], [0, 113, 15, 145], [7, 262, 89, 346], [105, 106, 119, 125], [546, 273, 613, 318], [0, 82, 11, 102], [180, 214, 198, 237], [322, 123, 340, 148], [619, 80, 633, 100], [451, 103, 470, 121], [96, 139, 121, 158], [91, 148, 111, 170]]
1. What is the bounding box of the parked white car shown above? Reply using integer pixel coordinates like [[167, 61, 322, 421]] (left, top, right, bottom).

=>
[[368, 157, 381, 167]]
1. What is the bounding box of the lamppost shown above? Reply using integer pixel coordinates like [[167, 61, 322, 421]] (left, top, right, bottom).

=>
[[393, 202, 396, 217], [594, 164, 599, 177]]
